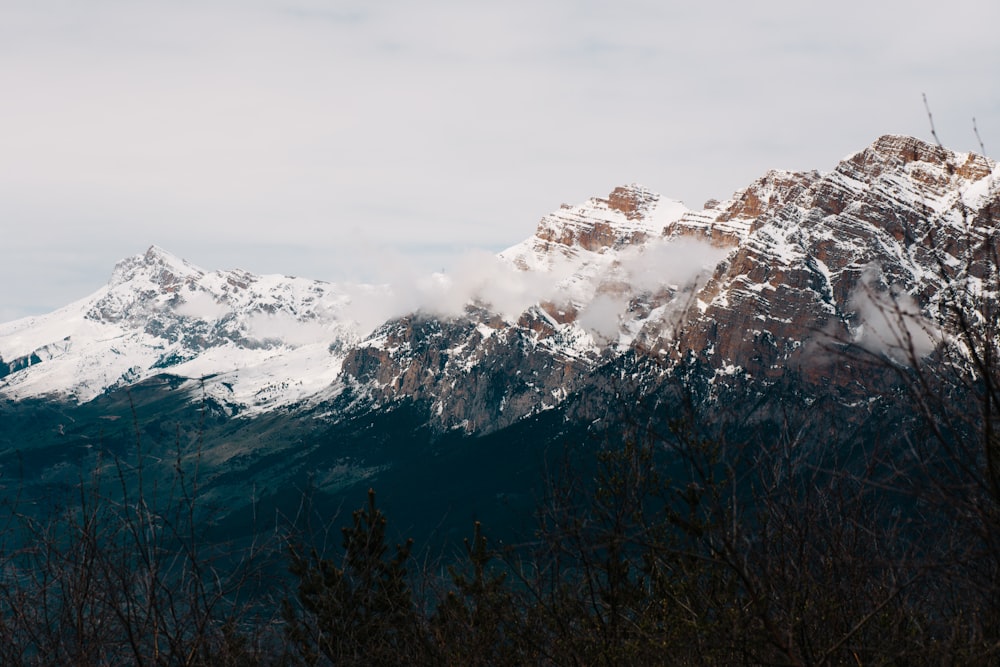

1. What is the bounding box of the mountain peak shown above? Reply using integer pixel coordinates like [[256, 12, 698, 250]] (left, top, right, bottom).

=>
[[869, 134, 946, 163], [716, 169, 820, 224], [143, 244, 179, 262], [846, 134, 994, 185], [108, 245, 205, 291], [528, 185, 685, 254], [605, 184, 658, 220], [5, 134, 998, 428]]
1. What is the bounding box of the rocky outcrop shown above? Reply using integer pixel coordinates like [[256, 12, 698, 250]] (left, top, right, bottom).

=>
[[668, 135, 998, 390], [340, 308, 593, 432], [607, 184, 659, 220], [343, 135, 999, 430], [529, 184, 664, 254]]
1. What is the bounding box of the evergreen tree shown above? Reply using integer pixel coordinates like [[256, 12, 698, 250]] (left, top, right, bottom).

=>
[[283, 488, 427, 666], [431, 521, 524, 665]]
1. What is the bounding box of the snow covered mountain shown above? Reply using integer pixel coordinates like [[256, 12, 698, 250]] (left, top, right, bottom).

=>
[[0, 246, 365, 412], [2, 135, 998, 434], [668, 135, 998, 387], [2, 133, 998, 544], [0, 186, 724, 424]]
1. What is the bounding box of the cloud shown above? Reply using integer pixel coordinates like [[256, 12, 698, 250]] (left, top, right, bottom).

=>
[[174, 289, 232, 321], [336, 250, 566, 334], [246, 312, 333, 347], [848, 266, 938, 361], [327, 233, 727, 344], [573, 237, 727, 341], [621, 237, 730, 292], [577, 293, 630, 343]]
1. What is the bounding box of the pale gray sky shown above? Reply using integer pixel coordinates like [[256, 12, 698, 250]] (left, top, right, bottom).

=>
[[2, 0, 998, 322]]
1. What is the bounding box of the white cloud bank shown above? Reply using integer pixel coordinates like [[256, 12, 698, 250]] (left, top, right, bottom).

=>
[[334, 236, 728, 342], [848, 266, 938, 361]]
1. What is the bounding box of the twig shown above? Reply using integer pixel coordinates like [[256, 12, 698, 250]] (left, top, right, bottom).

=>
[[973, 116, 987, 157], [923, 93, 942, 147]]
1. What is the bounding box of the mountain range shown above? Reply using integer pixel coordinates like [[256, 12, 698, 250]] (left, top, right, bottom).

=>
[[1, 134, 997, 542]]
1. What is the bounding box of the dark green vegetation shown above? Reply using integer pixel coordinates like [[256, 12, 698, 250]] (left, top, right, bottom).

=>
[[2, 346, 1000, 665]]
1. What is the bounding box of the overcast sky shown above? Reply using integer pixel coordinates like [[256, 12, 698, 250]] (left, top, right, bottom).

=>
[[2, 0, 998, 323]]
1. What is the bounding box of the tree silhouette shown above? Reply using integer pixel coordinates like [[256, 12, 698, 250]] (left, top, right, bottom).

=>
[[283, 488, 427, 666]]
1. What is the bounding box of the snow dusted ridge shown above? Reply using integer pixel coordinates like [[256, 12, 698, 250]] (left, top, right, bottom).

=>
[[0, 246, 366, 414], [338, 136, 1000, 432], [498, 184, 728, 348], [3, 136, 998, 427], [0, 185, 730, 416]]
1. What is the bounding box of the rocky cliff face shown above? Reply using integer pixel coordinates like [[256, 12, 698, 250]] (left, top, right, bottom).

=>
[[340, 135, 999, 430], [340, 308, 590, 432], [340, 183, 717, 431], [667, 135, 997, 391]]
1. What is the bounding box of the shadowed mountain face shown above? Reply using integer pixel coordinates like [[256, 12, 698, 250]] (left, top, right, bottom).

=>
[[1, 135, 997, 543]]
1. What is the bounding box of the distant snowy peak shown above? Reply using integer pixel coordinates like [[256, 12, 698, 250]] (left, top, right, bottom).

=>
[[85, 245, 358, 348], [0, 246, 363, 409], [107, 245, 204, 290]]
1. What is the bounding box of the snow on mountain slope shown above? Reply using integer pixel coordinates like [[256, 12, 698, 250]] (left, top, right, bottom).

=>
[[0, 246, 365, 413], [498, 183, 727, 349], [3, 135, 996, 430], [668, 135, 1000, 386], [340, 136, 999, 432], [338, 185, 732, 432]]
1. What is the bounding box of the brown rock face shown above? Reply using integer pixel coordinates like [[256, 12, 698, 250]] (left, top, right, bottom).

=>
[[535, 219, 649, 253], [662, 170, 821, 250], [716, 170, 820, 226], [666, 135, 997, 393], [530, 184, 659, 253], [341, 134, 998, 432], [607, 185, 657, 220], [340, 308, 593, 432]]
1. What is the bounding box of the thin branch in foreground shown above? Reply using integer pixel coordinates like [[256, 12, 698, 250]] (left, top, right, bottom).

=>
[[923, 93, 942, 147], [973, 116, 987, 157]]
